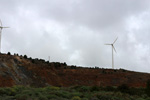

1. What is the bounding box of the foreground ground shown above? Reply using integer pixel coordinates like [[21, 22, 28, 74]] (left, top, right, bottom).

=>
[[0, 85, 150, 100]]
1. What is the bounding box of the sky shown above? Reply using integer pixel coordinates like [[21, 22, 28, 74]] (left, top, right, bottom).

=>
[[0, 0, 150, 73]]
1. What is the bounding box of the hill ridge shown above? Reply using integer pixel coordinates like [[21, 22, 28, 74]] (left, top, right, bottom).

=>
[[0, 53, 150, 87]]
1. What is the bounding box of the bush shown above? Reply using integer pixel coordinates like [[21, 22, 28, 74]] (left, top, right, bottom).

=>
[[52, 90, 71, 99], [0, 88, 9, 96], [0, 87, 17, 96], [117, 84, 129, 93], [146, 79, 150, 96], [78, 86, 90, 92], [13, 85, 26, 93], [71, 86, 90, 92], [82, 98, 88, 100], [105, 86, 116, 91], [129, 87, 145, 96], [38, 94, 48, 100], [15, 93, 29, 100], [71, 96, 81, 100], [146, 97, 150, 100], [136, 98, 146, 100], [71, 92, 81, 97], [45, 86, 60, 91], [0, 85, 147, 100], [47, 94, 58, 99], [96, 94, 112, 100], [90, 86, 99, 92]]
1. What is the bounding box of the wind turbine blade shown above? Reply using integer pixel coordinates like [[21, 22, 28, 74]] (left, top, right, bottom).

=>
[[113, 37, 118, 44], [0, 19, 2, 27], [2, 27, 9, 28], [113, 45, 117, 53], [105, 44, 111, 45]]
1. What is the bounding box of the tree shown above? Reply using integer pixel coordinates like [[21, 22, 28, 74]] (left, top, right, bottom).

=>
[[24, 55, 27, 59], [7, 52, 11, 55], [63, 62, 67, 66]]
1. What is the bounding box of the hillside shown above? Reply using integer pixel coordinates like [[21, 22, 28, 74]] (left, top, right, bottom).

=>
[[0, 53, 150, 87]]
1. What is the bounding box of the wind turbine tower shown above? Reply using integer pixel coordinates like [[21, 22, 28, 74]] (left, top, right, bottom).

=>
[[48, 56, 50, 62], [0, 20, 9, 53], [105, 37, 118, 69]]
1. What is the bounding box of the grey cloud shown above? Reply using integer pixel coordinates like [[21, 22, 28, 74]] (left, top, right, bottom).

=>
[[37, 0, 150, 30], [0, 0, 150, 73]]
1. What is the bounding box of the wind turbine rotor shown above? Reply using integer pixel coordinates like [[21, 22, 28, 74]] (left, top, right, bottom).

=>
[[113, 37, 118, 44], [0, 20, 9, 29], [112, 45, 117, 53]]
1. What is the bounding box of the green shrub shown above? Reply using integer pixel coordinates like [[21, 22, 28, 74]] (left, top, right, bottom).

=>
[[96, 94, 112, 100], [105, 86, 116, 92], [38, 94, 48, 100], [136, 98, 146, 100], [111, 96, 122, 100], [71, 92, 81, 97], [0, 85, 147, 100], [7, 88, 16, 96], [117, 84, 130, 93], [71, 96, 81, 100], [12, 85, 26, 93], [129, 87, 145, 96], [80, 86, 90, 92], [146, 79, 150, 96], [54, 90, 71, 99], [0, 96, 15, 100], [45, 86, 60, 91], [47, 94, 58, 99], [89, 97, 99, 100], [90, 86, 99, 92], [15, 93, 29, 100], [0, 87, 16, 96], [21, 90, 33, 96], [82, 98, 88, 100], [0, 88, 8, 96], [115, 92, 123, 97], [146, 97, 150, 100], [72, 86, 90, 92]]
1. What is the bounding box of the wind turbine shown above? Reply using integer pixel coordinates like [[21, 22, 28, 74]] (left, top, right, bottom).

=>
[[0, 19, 9, 53], [48, 56, 50, 62], [105, 37, 118, 69]]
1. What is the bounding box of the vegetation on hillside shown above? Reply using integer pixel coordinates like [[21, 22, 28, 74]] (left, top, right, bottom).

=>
[[0, 84, 150, 100], [0, 53, 150, 100]]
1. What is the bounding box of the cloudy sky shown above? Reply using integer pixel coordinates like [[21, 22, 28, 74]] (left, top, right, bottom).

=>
[[0, 0, 150, 73]]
